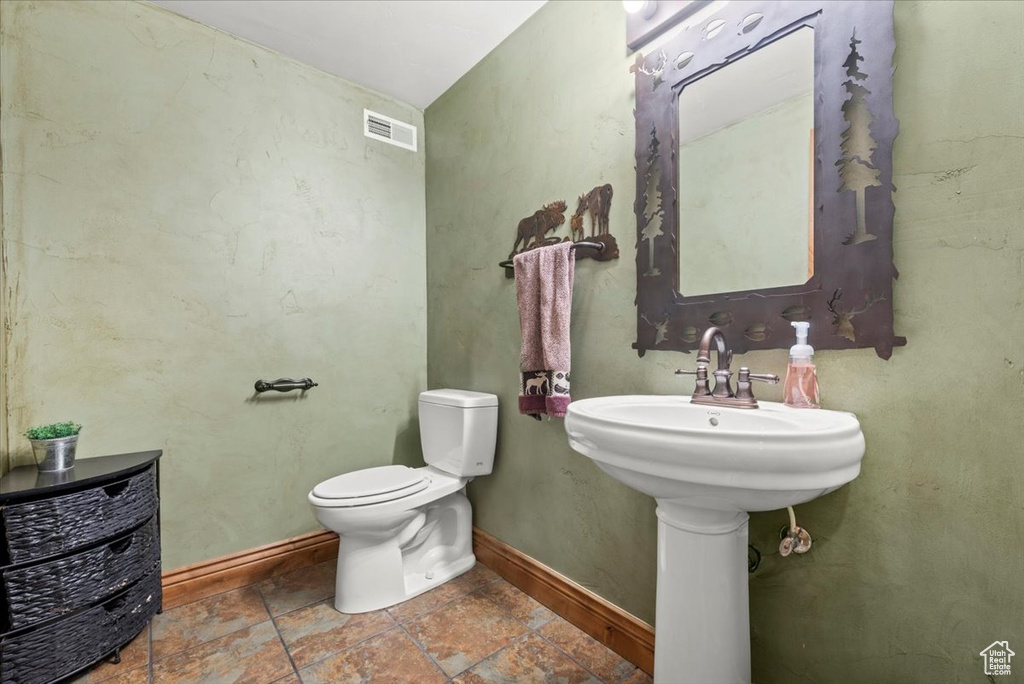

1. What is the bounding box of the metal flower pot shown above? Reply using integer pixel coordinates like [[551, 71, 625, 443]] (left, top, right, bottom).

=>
[[30, 434, 79, 472]]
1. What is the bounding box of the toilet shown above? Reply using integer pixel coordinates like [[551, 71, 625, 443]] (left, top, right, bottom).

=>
[[308, 389, 498, 614]]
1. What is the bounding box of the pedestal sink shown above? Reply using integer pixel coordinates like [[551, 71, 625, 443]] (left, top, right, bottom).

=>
[[565, 395, 864, 684]]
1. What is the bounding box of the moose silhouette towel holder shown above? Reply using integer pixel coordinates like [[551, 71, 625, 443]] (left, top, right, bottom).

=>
[[500, 188, 619, 277]]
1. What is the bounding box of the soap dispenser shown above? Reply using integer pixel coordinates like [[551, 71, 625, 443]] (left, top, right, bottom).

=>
[[783, 321, 820, 408]]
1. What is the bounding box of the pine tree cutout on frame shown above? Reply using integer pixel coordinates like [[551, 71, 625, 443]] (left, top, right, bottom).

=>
[[836, 30, 880, 246]]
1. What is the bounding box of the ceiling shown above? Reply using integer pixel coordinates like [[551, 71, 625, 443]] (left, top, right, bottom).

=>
[[151, 0, 547, 109]]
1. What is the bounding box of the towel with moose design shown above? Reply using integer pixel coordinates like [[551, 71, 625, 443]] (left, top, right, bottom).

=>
[[514, 242, 574, 418]]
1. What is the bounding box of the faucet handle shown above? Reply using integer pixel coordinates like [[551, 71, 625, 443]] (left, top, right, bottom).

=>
[[735, 367, 779, 403], [737, 367, 780, 384], [746, 370, 779, 384], [675, 368, 711, 397]]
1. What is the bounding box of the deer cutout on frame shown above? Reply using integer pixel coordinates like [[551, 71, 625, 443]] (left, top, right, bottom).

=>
[[827, 288, 885, 342]]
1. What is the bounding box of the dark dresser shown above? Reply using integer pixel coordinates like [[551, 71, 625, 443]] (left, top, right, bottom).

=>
[[0, 451, 162, 684]]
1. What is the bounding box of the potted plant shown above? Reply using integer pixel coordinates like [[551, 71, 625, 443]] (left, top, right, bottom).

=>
[[25, 421, 82, 472]]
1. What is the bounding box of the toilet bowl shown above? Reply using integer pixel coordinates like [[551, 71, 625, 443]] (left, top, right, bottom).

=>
[[309, 389, 498, 613]]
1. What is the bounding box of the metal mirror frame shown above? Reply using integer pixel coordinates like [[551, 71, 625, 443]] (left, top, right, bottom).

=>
[[633, 0, 905, 359]]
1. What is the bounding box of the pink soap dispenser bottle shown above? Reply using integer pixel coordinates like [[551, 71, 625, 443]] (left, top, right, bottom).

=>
[[783, 321, 820, 408]]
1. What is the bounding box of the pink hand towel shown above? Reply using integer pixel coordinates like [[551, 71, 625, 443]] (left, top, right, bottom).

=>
[[514, 242, 574, 418]]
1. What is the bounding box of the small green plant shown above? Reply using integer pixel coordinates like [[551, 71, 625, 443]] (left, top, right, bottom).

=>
[[25, 422, 82, 440]]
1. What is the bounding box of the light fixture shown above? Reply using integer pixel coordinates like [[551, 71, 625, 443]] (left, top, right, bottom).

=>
[[623, 0, 658, 20]]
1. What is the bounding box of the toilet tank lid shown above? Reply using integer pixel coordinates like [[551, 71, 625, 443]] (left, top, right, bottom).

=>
[[419, 389, 498, 408]]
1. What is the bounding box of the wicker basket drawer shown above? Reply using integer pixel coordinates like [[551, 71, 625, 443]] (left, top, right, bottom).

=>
[[0, 567, 160, 684], [2, 517, 159, 631], [2, 466, 157, 565]]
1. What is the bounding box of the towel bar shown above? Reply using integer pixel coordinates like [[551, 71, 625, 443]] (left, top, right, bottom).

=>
[[498, 239, 608, 270]]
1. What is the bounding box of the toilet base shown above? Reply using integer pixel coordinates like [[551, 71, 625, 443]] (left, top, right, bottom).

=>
[[374, 552, 475, 608], [334, 552, 476, 615], [332, 491, 476, 614]]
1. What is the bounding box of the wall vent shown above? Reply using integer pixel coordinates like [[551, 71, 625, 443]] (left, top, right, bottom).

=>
[[363, 110, 417, 151]]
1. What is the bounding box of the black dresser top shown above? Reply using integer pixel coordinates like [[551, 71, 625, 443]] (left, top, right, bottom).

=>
[[0, 450, 162, 502]]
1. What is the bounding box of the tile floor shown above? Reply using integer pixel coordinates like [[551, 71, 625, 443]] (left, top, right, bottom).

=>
[[70, 561, 653, 684]]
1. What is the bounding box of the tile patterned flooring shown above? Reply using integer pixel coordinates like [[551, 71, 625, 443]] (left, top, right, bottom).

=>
[[70, 561, 652, 684]]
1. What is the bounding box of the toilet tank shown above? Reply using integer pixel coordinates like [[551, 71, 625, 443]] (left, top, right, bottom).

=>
[[419, 390, 498, 477]]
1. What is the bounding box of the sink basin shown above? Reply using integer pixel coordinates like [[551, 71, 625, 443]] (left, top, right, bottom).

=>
[[564, 395, 864, 684], [565, 394, 864, 513]]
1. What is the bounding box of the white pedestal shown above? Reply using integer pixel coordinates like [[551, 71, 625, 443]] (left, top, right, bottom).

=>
[[653, 502, 751, 684]]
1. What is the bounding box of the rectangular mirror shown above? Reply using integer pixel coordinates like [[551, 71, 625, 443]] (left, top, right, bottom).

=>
[[633, 1, 905, 359], [678, 26, 814, 296]]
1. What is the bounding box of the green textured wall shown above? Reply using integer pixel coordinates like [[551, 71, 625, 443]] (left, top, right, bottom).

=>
[[425, 1, 1023, 682], [0, 1, 427, 569]]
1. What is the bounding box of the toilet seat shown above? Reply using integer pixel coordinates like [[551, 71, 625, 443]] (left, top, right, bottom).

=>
[[309, 465, 466, 515], [312, 466, 429, 507]]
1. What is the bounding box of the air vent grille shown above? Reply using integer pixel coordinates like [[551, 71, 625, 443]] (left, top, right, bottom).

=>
[[364, 109, 417, 151], [367, 117, 391, 138]]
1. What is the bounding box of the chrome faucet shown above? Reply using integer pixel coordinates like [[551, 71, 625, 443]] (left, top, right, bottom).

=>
[[675, 327, 779, 409]]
